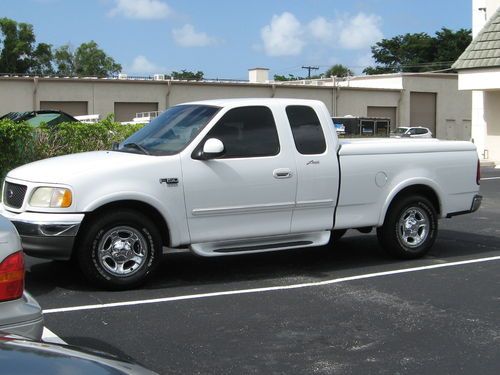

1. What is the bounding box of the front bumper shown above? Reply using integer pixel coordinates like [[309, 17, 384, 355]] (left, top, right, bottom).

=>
[[0, 206, 84, 260], [0, 291, 44, 341]]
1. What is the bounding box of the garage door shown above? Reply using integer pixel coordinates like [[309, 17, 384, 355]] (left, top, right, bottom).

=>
[[410, 92, 436, 136], [40, 101, 88, 116], [114, 102, 159, 122], [367, 106, 397, 130]]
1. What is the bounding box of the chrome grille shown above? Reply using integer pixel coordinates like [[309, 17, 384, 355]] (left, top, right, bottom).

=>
[[3, 182, 27, 208]]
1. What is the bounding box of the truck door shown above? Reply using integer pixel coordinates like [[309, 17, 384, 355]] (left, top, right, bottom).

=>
[[285, 105, 340, 232], [181, 105, 297, 243]]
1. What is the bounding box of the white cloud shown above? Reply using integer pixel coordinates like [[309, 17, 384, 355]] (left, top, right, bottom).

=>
[[129, 55, 165, 74], [356, 52, 374, 70], [308, 17, 336, 43], [259, 12, 382, 57], [108, 0, 172, 20], [339, 13, 383, 50], [261, 12, 305, 56], [172, 24, 218, 47]]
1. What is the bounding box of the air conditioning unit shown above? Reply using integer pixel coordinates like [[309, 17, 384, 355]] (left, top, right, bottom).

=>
[[153, 74, 166, 81], [118, 73, 128, 80]]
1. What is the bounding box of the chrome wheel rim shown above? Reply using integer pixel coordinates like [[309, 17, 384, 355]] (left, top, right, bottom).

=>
[[397, 207, 429, 248], [97, 226, 148, 276]]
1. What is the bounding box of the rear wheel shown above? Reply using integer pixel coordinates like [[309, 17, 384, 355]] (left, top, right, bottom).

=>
[[377, 195, 437, 259], [78, 209, 162, 290]]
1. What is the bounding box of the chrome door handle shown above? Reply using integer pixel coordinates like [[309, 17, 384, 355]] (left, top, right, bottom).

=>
[[273, 168, 292, 179]]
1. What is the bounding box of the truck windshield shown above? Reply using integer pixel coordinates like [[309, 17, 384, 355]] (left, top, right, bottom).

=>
[[118, 105, 220, 156]]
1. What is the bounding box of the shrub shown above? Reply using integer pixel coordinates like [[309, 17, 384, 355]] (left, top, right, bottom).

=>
[[0, 120, 36, 182], [0, 117, 145, 184]]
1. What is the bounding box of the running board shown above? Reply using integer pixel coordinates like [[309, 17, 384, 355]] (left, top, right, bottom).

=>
[[214, 241, 313, 253], [190, 231, 330, 257]]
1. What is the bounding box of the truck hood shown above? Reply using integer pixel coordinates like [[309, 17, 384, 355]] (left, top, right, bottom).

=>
[[7, 151, 155, 184]]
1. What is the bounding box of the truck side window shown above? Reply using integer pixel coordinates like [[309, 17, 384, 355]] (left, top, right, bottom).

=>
[[205, 106, 280, 158], [286, 105, 326, 155]]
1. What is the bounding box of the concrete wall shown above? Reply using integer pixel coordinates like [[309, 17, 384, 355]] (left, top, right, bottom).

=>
[[474, 0, 500, 36], [336, 88, 401, 119], [402, 76, 471, 140], [0, 77, 401, 123], [483, 91, 500, 160], [339, 76, 403, 89], [0, 75, 471, 141], [457, 0, 500, 160], [332, 73, 472, 139], [1, 79, 34, 112]]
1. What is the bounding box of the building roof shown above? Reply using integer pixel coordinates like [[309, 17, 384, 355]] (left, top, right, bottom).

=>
[[453, 8, 500, 70]]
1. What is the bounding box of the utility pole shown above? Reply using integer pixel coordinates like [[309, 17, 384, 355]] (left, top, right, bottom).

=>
[[301, 65, 319, 79]]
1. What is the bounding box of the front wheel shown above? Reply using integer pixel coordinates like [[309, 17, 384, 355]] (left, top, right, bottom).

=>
[[377, 195, 438, 259], [78, 209, 162, 290]]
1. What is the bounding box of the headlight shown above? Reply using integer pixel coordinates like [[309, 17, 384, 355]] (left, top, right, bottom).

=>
[[30, 187, 73, 208]]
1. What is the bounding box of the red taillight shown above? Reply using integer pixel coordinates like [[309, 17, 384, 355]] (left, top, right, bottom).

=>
[[476, 159, 481, 185], [0, 251, 24, 302]]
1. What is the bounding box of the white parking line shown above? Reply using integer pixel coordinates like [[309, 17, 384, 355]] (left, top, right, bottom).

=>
[[42, 327, 67, 345], [42, 255, 500, 315], [481, 177, 500, 180]]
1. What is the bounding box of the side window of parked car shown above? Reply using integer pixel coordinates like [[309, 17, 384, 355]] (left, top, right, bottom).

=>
[[416, 128, 428, 135], [286, 105, 326, 155], [204, 106, 280, 158]]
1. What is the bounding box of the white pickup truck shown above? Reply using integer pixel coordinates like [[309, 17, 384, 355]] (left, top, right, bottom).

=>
[[1, 99, 481, 289]]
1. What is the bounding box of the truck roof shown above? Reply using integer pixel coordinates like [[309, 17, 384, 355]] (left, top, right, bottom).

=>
[[182, 98, 324, 107]]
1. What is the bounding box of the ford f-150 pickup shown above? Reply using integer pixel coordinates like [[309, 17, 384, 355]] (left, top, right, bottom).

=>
[[0, 99, 482, 289]]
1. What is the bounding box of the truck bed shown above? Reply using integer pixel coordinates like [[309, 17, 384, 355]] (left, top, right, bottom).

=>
[[338, 138, 476, 156]]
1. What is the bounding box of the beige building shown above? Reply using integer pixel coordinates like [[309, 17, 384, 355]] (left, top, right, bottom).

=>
[[0, 69, 471, 140], [328, 73, 472, 140], [454, 0, 500, 163]]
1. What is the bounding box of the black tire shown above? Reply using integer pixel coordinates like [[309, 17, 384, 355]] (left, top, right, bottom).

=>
[[377, 195, 437, 259], [77, 209, 162, 290]]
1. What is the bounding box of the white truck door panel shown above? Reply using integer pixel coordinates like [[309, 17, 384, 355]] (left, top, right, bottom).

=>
[[181, 105, 297, 243], [285, 105, 339, 232]]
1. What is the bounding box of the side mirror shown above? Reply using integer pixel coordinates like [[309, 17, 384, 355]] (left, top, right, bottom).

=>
[[194, 138, 225, 160]]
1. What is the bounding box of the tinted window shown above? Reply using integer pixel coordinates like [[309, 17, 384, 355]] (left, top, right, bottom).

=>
[[121, 105, 220, 156], [203, 106, 280, 158], [416, 128, 428, 135], [286, 106, 326, 154]]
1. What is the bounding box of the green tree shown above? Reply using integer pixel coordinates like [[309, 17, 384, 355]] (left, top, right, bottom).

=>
[[325, 64, 354, 77], [0, 18, 36, 73], [54, 44, 75, 75], [363, 28, 471, 74], [54, 41, 121, 77], [435, 28, 472, 64], [30, 42, 54, 75], [170, 69, 204, 80], [273, 74, 304, 81], [74, 41, 121, 77]]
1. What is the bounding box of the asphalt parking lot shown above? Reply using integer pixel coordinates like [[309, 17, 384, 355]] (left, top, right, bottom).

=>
[[25, 167, 500, 374]]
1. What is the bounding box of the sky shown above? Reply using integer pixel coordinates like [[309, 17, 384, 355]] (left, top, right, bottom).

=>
[[2, 0, 472, 80]]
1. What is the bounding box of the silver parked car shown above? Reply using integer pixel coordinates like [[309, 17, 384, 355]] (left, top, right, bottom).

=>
[[390, 126, 433, 138], [0, 214, 43, 340], [0, 331, 158, 375]]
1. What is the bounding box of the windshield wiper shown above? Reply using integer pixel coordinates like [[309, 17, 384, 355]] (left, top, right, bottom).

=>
[[122, 142, 150, 155]]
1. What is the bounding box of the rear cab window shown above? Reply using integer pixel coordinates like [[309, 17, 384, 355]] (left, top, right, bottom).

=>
[[286, 105, 326, 155]]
